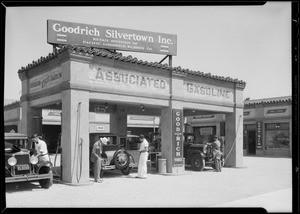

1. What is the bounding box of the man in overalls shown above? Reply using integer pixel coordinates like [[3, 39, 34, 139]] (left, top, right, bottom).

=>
[[91, 137, 108, 183]]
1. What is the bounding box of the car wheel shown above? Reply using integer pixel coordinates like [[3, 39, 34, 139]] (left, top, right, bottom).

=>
[[39, 171, 53, 188], [190, 154, 205, 171], [121, 166, 132, 175], [113, 149, 130, 170]]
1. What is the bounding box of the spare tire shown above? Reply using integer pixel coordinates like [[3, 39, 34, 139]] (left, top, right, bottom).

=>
[[113, 149, 130, 170]]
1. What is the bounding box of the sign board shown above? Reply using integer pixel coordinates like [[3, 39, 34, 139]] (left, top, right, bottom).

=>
[[172, 109, 184, 166], [193, 115, 215, 119], [47, 19, 177, 56], [266, 109, 287, 114], [256, 122, 262, 149], [199, 127, 213, 135]]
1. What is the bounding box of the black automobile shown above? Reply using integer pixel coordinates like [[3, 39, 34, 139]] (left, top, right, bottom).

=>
[[183, 133, 225, 171], [4, 132, 53, 188]]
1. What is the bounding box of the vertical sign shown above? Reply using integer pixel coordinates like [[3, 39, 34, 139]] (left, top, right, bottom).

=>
[[256, 122, 262, 149], [173, 109, 183, 166]]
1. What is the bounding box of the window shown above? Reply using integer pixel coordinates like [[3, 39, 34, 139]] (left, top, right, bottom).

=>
[[265, 123, 290, 149]]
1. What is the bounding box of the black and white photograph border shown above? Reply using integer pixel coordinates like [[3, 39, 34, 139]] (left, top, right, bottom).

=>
[[1, 1, 298, 213]]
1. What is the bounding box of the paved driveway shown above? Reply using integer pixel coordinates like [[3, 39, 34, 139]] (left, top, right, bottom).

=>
[[4, 156, 293, 212]]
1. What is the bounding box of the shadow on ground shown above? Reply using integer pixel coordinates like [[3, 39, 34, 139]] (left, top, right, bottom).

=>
[[5, 182, 42, 193]]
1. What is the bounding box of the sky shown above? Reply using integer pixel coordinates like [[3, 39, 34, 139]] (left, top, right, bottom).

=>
[[4, 2, 292, 101]]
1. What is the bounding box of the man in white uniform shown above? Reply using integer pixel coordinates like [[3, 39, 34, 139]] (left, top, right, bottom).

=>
[[31, 134, 50, 164], [136, 134, 149, 179]]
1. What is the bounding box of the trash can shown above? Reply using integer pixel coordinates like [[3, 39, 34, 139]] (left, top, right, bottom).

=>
[[158, 158, 167, 174]]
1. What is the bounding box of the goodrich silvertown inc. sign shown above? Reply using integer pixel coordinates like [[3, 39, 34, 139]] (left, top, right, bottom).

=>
[[47, 19, 177, 56]]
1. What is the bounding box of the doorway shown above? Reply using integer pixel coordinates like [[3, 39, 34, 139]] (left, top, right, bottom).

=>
[[247, 131, 256, 155]]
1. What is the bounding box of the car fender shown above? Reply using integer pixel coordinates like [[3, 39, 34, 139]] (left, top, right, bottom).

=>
[[103, 150, 116, 164], [37, 161, 53, 174], [187, 150, 203, 162]]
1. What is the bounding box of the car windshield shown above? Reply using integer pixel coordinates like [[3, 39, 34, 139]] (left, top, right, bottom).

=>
[[126, 136, 140, 150], [5, 141, 14, 149], [5, 139, 27, 149]]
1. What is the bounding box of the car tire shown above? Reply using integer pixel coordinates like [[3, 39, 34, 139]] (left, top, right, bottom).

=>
[[39, 171, 53, 188], [113, 149, 130, 170], [190, 154, 205, 171], [121, 166, 132, 175]]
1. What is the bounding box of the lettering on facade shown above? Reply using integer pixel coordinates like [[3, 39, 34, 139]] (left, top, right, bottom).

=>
[[92, 67, 167, 90], [173, 109, 183, 166], [30, 71, 62, 93], [267, 109, 287, 114], [185, 83, 232, 99], [193, 115, 215, 119]]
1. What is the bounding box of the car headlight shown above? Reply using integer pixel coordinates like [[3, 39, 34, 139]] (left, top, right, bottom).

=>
[[8, 157, 17, 166], [203, 146, 207, 154], [30, 155, 38, 165]]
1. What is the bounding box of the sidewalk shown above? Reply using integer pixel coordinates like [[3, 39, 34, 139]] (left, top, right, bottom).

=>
[[216, 187, 292, 212], [5, 156, 293, 211]]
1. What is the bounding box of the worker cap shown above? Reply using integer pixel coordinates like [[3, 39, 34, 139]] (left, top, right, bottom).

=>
[[100, 137, 108, 145], [30, 134, 38, 139]]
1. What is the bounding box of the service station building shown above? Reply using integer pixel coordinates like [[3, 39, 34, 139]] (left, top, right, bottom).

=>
[[16, 20, 246, 185]]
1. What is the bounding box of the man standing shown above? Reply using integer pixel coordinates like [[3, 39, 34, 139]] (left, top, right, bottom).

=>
[[31, 134, 49, 164], [91, 137, 108, 183], [211, 135, 221, 157], [136, 134, 149, 179], [211, 135, 222, 172]]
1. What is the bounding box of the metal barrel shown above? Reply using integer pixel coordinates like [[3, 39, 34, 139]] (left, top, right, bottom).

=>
[[157, 158, 167, 174]]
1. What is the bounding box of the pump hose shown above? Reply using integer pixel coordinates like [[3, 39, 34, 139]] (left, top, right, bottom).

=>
[[224, 114, 243, 161], [75, 102, 83, 183], [52, 144, 61, 177]]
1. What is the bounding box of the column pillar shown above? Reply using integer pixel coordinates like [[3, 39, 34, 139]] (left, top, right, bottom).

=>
[[20, 101, 42, 137], [225, 85, 244, 167], [225, 108, 243, 167], [61, 89, 90, 184]]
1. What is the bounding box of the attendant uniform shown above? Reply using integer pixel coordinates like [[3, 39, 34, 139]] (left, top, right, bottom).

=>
[[137, 136, 149, 178]]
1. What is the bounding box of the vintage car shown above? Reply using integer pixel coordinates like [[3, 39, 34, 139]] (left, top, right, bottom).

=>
[[90, 135, 138, 177], [4, 132, 53, 188], [100, 145, 137, 176], [183, 133, 225, 171]]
